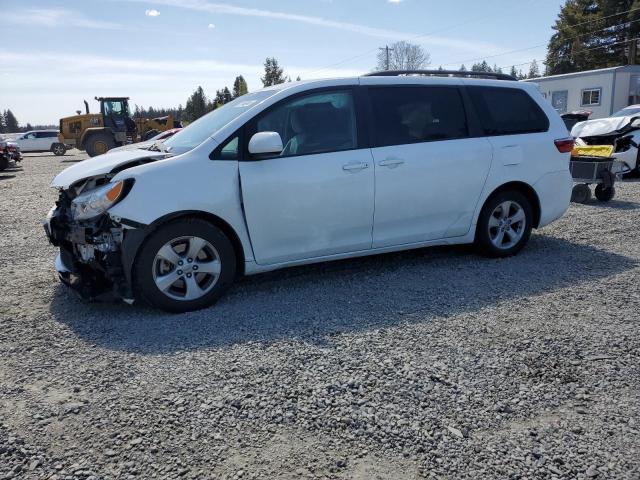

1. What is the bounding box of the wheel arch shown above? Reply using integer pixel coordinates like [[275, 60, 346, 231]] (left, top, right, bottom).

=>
[[124, 210, 247, 286], [480, 181, 541, 229]]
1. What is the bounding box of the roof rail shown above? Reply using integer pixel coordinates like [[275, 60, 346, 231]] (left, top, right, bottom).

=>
[[364, 70, 517, 81]]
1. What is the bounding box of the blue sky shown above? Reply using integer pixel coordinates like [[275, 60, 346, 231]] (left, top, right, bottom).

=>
[[0, 0, 564, 124]]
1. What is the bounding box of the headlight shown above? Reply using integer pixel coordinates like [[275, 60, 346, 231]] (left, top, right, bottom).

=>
[[71, 180, 128, 221]]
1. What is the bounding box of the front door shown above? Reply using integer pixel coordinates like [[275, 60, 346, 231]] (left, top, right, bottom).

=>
[[239, 89, 375, 265], [365, 85, 493, 247]]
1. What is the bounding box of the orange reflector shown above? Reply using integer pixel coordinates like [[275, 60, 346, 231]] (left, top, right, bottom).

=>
[[106, 181, 124, 202]]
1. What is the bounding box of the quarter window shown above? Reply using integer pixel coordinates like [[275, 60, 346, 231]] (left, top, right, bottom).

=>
[[581, 88, 601, 106], [254, 90, 357, 158], [212, 135, 239, 160], [368, 86, 468, 148], [467, 86, 549, 135]]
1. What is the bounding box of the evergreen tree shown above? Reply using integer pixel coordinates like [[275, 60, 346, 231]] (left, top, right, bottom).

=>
[[509, 65, 519, 78], [296, 76, 302, 81], [232, 75, 249, 98], [222, 87, 233, 104], [459, 64, 467, 71], [546, 0, 640, 75], [184, 86, 208, 122], [261, 57, 286, 87], [4, 110, 19, 132], [528, 59, 541, 78], [471, 61, 492, 72]]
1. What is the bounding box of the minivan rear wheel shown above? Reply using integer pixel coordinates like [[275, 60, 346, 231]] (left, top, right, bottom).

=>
[[134, 219, 236, 312], [475, 191, 533, 258]]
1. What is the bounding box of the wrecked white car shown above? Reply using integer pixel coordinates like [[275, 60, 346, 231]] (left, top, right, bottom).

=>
[[571, 105, 640, 175]]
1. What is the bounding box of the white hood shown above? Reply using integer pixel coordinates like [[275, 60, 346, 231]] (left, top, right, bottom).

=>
[[51, 149, 170, 188], [109, 141, 155, 154], [571, 116, 634, 137]]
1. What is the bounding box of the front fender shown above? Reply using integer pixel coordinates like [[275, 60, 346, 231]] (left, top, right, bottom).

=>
[[107, 153, 254, 262]]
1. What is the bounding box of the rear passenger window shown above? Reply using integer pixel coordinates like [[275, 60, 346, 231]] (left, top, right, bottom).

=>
[[369, 86, 468, 148], [467, 86, 549, 136]]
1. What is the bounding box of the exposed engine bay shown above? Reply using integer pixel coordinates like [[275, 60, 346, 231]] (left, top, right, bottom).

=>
[[571, 116, 640, 175], [44, 154, 165, 300]]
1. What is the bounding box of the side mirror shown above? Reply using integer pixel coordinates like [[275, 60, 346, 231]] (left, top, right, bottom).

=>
[[631, 118, 640, 128], [248, 131, 283, 156]]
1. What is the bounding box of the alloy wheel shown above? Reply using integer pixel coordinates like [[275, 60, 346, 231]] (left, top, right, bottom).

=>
[[488, 200, 526, 250], [152, 236, 222, 301]]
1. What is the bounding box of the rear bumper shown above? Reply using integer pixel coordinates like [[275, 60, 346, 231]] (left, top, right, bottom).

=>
[[534, 170, 573, 228]]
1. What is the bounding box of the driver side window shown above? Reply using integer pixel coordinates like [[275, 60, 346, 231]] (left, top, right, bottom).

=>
[[255, 90, 357, 159]]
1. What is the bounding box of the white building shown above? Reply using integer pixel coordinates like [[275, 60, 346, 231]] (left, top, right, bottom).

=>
[[524, 65, 640, 119]]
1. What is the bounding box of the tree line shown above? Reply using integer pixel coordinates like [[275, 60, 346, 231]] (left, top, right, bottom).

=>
[[138, 57, 296, 124], [0, 110, 56, 133]]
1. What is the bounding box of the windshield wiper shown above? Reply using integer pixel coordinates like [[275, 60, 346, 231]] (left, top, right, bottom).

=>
[[148, 140, 169, 153]]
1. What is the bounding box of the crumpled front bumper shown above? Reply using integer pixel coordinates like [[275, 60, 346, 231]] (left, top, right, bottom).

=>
[[44, 204, 131, 300]]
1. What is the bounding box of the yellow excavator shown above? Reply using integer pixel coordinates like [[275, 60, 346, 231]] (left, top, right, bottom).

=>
[[57, 97, 182, 157]]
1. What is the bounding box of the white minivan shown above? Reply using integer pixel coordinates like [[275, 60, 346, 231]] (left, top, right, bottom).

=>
[[17, 130, 66, 155], [45, 71, 573, 312]]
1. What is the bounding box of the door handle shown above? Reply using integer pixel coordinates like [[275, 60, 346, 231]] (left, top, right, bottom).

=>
[[342, 162, 369, 172], [378, 158, 405, 168]]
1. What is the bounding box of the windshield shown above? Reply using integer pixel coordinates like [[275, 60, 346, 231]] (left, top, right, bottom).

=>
[[163, 90, 278, 155], [611, 107, 640, 118]]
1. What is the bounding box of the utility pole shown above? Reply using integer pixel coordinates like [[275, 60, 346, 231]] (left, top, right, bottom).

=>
[[379, 45, 394, 70]]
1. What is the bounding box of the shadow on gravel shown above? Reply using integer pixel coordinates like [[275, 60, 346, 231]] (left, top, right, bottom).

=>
[[0, 174, 16, 180], [583, 199, 640, 210], [49, 235, 637, 354], [61, 159, 84, 163]]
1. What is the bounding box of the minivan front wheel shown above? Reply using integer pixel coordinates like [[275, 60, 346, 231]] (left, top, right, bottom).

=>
[[475, 191, 533, 257], [135, 219, 236, 312]]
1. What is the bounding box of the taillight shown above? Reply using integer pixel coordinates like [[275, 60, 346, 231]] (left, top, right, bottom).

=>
[[554, 137, 574, 153]]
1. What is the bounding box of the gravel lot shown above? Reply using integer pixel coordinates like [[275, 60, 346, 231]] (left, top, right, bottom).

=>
[[1, 152, 639, 479]]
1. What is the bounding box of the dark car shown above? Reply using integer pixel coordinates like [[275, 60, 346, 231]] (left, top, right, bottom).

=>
[[561, 110, 592, 131], [0, 139, 22, 171]]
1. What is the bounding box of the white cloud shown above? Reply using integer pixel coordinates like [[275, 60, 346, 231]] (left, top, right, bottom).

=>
[[208, 23, 216, 29], [121, 0, 499, 54], [145, 9, 161, 16], [3, 8, 121, 29], [388, 0, 404, 3]]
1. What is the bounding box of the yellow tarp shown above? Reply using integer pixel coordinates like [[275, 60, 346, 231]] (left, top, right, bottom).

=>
[[571, 145, 614, 158]]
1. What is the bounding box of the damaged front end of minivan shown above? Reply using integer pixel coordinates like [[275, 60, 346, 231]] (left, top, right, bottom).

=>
[[572, 116, 640, 174], [44, 153, 167, 301]]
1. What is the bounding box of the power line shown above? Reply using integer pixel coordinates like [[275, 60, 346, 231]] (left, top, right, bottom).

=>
[[499, 35, 640, 72], [444, 16, 640, 69], [303, 3, 640, 78], [300, 0, 538, 77], [553, 5, 640, 31]]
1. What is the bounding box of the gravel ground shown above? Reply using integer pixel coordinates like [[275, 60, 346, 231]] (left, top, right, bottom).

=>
[[1, 152, 639, 479]]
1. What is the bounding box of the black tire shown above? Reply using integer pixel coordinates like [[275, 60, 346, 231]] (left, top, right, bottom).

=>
[[134, 218, 237, 312], [85, 132, 115, 157], [475, 190, 533, 258], [0, 155, 8, 171], [595, 184, 615, 202], [51, 143, 66, 156], [571, 184, 591, 204], [142, 129, 159, 141]]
